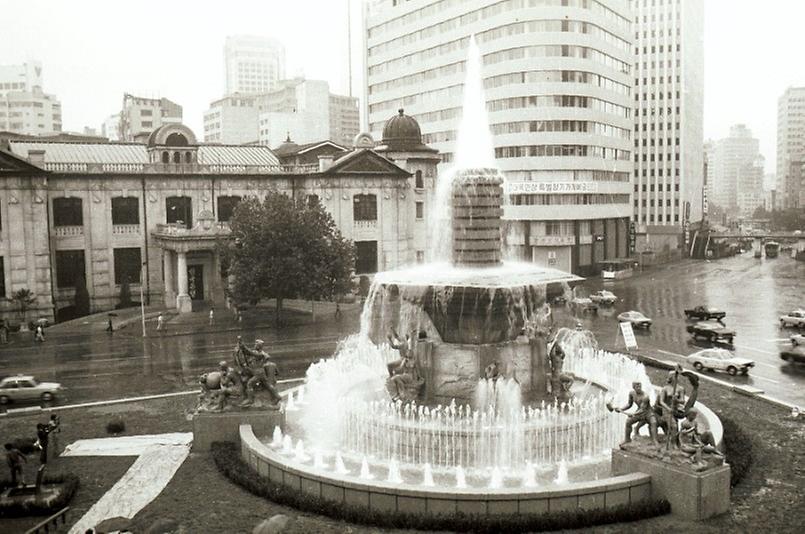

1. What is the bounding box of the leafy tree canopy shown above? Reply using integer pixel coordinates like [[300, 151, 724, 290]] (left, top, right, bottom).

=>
[[220, 191, 355, 322]]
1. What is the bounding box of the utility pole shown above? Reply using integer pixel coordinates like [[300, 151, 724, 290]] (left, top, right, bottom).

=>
[[140, 262, 147, 337]]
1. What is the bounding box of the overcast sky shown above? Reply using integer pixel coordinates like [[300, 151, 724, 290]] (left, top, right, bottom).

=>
[[2, 0, 804, 177]]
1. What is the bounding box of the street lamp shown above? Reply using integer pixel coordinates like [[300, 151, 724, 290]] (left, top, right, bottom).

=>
[[140, 261, 147, 338]]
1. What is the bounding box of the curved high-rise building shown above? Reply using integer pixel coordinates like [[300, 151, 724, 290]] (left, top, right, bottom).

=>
[[365, 0, 633, 275]]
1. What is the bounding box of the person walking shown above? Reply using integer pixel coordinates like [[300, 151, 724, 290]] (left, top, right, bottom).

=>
[[36, 423, 50, 464], [34, 324, 45, 343], [209, 308, 215, 326], [5, 443, 26, 486], [156, 313, 164, 332], [106, 318, 114, 334], [46, 414, 61, 456]]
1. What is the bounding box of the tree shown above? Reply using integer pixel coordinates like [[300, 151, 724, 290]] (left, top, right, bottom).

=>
[[219, 191, 355, 325], [10, 288, 36, 327]]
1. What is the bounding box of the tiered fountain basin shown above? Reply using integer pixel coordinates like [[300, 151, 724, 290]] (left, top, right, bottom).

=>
[[365, 263, 581, 404]]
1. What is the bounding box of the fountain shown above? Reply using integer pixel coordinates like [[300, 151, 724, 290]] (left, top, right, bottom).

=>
[[240, 35, 728, 520]]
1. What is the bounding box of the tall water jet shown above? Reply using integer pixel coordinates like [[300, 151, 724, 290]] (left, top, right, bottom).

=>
[[359, 457, 374, 480], [334, 452, 349, 475], [455, 466, 467, 489], [293, 440, 310, 463], [270, 426, 283, 448], [523, 461, 538, 488], [554, 460, 569, 485], [422, 463, 435, 487], [454, 35, 496, 171], [387, 458, 403, 484]]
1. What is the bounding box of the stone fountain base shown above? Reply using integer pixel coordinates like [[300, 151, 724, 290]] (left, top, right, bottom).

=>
[[193, 408, 284, 452]]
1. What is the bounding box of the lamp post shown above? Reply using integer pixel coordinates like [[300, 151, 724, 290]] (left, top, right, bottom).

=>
[[140, 261, 147, 338]]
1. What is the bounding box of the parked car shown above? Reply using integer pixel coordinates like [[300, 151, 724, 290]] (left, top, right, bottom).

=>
[[589, 290, 618, 306], [779, 310, 805, 328], [684, 306, 726, 321], [780, 346, 805, 364], [687, 348, 755, 375], [791, 333, 805, 346], [617, 310, 653, 328], [686, 321, 736, 344], [0, 375, 63, 405], [570, 297, 598, 313]]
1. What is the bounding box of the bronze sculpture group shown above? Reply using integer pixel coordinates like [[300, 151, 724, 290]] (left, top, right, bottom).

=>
[[385, 329, 425, 402], [196, 336, 281, 412], [610, 365, 724, 470]]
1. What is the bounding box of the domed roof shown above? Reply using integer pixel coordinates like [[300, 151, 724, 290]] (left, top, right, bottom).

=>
[[381, 109, 425, 150], [274, 133, 299, 155]]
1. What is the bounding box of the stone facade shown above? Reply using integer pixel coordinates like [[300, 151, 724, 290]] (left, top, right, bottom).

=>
[[0, 122, 439, 323]]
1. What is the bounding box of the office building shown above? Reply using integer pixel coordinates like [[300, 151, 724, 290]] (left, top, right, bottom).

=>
[[365, 0, 634, 275], [710, 124, 760, 216], [225, 35, 286, 95], [736, 155, 765, 216], [119, 94, 182, 142], [776, 86, 805, 209], [101, 113, 121, 141], [631, 0, 704, 247], [0, 61, 62, 135], [204, 78, 359, 147]]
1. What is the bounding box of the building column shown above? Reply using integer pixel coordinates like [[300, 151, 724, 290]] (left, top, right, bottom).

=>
[[163, 250, 174, 308], [176, 250, 192, 313]]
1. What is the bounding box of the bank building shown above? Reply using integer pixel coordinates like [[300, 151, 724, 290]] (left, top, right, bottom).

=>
[[0, 111, 439, 324]]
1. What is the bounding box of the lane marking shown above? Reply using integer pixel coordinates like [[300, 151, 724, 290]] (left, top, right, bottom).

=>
[[750, 375, 781, 385], [733, 344, 777, 356]]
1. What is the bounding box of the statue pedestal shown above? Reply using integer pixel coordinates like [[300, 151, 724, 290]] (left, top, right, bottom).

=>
[[176, 294, 192, 313], [612, 448, 730, 520], [193, 409, 284, 452]]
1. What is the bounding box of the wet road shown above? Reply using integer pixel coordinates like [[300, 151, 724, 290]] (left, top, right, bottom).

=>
[[1, 254, 802, 409], [0, 313, 362, 407], [565, 253, 805, 407]]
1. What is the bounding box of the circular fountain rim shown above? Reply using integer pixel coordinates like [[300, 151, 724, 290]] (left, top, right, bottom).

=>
[[372, 261, 583, 289]]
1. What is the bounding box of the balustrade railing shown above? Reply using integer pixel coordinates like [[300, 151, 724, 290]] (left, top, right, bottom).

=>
[[53, 225, 84, 237], [112, 224, 141, 235], [42, 162, 319, 175]]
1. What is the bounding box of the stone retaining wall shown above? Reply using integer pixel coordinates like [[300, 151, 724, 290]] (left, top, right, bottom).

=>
[[239, 424, 653, 516]]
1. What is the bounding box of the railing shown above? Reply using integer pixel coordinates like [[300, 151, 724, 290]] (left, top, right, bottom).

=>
[[53, 225, 83, 237], [42, 162, 320, 175], [112, 224, 141, 235], [154, 221, 231, 236], [354, 220, 378, 229], [24, 506, 69, 534]]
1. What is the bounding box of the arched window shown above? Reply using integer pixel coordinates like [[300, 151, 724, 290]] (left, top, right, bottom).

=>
[[415, 170, 424, 189], [161, 151, 169, 164], [353, 194, 377, 221], [173, 152, 181, 164], [185, 152, 192, 163], [165, 132, 189, 147]]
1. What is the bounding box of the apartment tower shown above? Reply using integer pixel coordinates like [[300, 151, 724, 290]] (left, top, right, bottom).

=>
[[776, 86, 805, 209], [224, 35, 286, 95], [365, 0, 634, 275]]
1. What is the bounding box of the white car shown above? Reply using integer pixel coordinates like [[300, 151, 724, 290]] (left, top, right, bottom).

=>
[[791, 333, 805, 346], [0, 375, 63, 404], [617, 310, 652, 328], [589, 290, 618, 305], [687, 348, 755, 376], [780, 310, 805, 328]]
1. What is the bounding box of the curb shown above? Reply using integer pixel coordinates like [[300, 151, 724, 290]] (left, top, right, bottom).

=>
[[0, 378, 307, 418], [617, 347, 802, 412]]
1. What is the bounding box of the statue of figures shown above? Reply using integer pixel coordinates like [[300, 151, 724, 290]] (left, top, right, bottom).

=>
[[654, 365, 699, 449], [238, 339, 281, 408], [197, 360, 241, 412], [613, 381, 659, 447], [386, 329, 424, 402], [678, 409, 723, 468], [484, 361, 501, 382]]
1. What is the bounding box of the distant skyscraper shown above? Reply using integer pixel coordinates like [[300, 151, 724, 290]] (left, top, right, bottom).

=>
[[204, 78, 359, 147], [224, 35, 286, 95], [102, 113, 121, 141], [776, 86, 805, 209], [0, 60, 62, 135], [364, 0, 634, 275], [711, 124, 760, 216], [736, 155, 765, 216], [119, 94, 182, 142], [631, 0, 704, 231]]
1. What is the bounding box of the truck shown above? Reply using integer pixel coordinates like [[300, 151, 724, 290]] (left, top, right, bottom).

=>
[[684, 305, 726, 321], [686, 322, 736, 344]]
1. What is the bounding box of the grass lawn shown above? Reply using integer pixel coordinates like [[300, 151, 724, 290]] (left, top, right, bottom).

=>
[[1, 368, 803, 533]]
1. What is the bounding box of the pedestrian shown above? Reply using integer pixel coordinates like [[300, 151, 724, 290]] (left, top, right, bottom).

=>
[[106, 318, 114, 334], [5, 443, 26, 486], [237, 310, 242, 323], [0, 320, 8, 344], [209, 308, 215, 326], [47, 414, 61, 456], [335, 302, 342, 320], [156, 313, 164, 332], [34, 324, 45, 343], [36, 423, 50, 464]]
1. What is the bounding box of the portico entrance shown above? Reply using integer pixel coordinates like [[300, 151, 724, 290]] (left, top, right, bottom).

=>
[[152, 209, 231, 313]]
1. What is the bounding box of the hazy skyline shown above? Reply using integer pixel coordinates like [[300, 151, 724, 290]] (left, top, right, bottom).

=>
[[2, 0, 804, 177]]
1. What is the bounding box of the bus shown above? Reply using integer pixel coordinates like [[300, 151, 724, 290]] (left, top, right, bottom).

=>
[[600, 259, 636, 280], [764, 241, 780, 258]]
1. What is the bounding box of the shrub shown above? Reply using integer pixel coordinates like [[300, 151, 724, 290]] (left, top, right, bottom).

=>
[[106, 419, 126, 435], [0, 473, 79, 517], [211, 442, 670, 532], [720, 415, 753, 487]]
